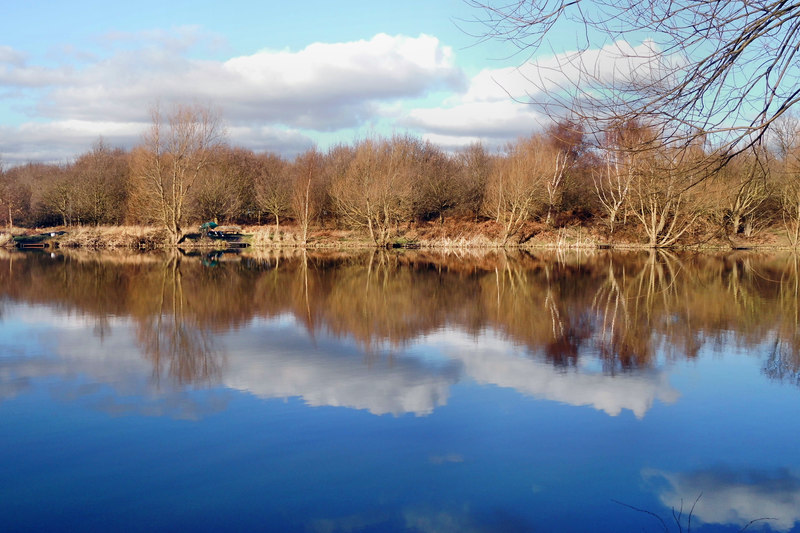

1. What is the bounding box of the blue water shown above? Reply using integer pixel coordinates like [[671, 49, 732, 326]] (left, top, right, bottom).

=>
[[0, 251, 798, 532]]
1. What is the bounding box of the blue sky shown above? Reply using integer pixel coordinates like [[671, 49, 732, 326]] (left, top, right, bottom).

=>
[[0, 0, 645, 165]]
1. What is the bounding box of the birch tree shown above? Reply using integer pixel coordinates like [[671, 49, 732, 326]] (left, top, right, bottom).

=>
[[593, 121, 655, 236], [630, 146, 708, 247]]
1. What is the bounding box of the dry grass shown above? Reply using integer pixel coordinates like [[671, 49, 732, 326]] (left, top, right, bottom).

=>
[[525, 226, 601, 249], [54, 226, 169, 249], [0, 227, 31, 248], [243, 225, 376, 248], [8, 219, 800, 251], [417, 233, 501, 249], [243, 225, 303, 246]]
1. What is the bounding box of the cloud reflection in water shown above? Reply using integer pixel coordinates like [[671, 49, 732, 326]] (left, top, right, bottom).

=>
[[0, 302, 681, 420], [645, 467, 800, 531]]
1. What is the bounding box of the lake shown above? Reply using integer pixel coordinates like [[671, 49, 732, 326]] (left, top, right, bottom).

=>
[[1, 248, 799, 532]]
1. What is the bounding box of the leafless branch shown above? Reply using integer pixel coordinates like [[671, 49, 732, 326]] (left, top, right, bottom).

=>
[[466, 1, 800, 157]]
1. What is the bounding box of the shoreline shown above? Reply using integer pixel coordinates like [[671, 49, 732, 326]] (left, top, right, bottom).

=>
[[2, 222, 796, 252]]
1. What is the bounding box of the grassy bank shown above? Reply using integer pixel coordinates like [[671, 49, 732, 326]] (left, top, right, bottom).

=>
[[1, 218, 794, 251]]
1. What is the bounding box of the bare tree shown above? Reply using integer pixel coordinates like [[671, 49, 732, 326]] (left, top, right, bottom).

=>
[[410, 139, 460, 224], [0, 165, 32, 228], [593, 120, 655, 236], [291, 148, 326, 245], [72, 139, 129, 225], [193, 167, 233, 224], [768, 113, 800, 245], [456, 143, 493, 221], [775, 129, 800, 246], [483, 134, 565, 243], [543, 149, 567, 226], [630, 144, 709, 247], [193, 147, 256, 224], [542, 120, 585, 225], [782, 181, 800, 247], [593, 152, 631, 237], [39, 178, 75, 226], [709, 148, 773, 239], [330, 136, 415, 246], [466, 1, 800, 157], [254, 152, 291, 230], [129, 104, 225, 245]]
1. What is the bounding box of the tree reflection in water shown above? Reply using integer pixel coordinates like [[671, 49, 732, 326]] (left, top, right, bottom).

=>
[[136, 253, 223, 385], [1, 248, 799, 387], [763, 254, 800, 386]]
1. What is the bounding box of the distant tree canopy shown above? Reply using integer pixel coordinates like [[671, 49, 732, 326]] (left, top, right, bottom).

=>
[[8, 101, 800, 247]]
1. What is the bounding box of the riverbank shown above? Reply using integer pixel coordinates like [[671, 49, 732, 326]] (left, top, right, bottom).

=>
[[0, 218, 794, 251]]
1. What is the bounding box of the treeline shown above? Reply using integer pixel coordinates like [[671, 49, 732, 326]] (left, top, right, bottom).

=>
[[3, 104, 800, 247]]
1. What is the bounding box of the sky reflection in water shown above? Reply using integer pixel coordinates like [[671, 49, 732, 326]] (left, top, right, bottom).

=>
[[0, 249, 799, 532]]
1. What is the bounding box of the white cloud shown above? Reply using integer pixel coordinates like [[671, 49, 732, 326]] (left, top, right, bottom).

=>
[[402, 39, 668, 148], [420, 133, 489, 152], [0, 63, 72, 88], [0, 31, 668, 162], [226, 125, 314, 156], [0, 45, 28, 67], [400, 66, 548, 144], [0, 119, 315, 166], [514, 39, 668, 96], [0, 121, 142, 164], [0, 33, 464, 163], [406, 100, 546, 140], [226, 33, 460, 100], [1, 33, 463, 126], [98, 25, 225, 55]]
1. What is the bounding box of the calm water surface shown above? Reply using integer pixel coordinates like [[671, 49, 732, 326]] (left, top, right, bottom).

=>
[[1, 249, 799, 532]]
